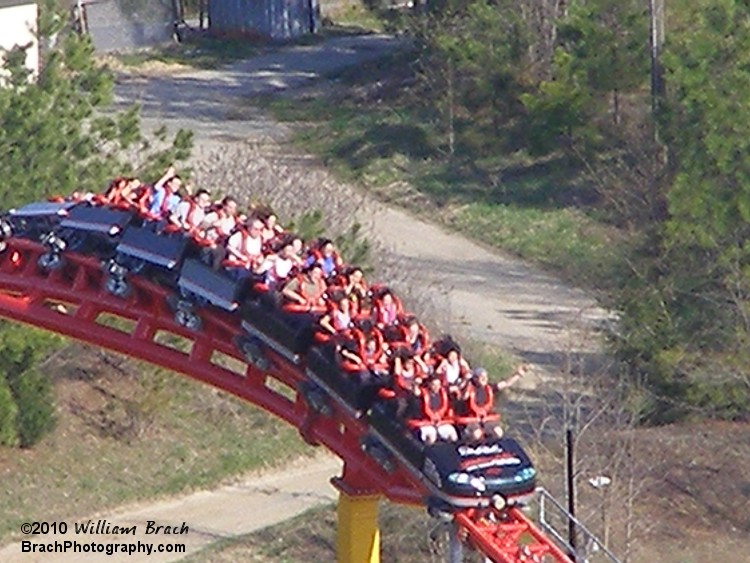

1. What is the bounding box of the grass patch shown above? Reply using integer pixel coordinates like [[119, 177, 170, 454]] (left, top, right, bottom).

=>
[[460, 340, 517, 380], [115, 35, 267, 70], [447, 203, 628, 290], [0, 344, 311, 545], [323, 6, 387, 34]]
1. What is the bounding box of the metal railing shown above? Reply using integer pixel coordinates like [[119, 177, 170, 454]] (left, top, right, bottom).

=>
[[536, 487, 622, 563]]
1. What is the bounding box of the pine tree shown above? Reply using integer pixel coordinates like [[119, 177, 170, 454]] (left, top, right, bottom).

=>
[[0, 0, 193, 208], [612, 0, 750, 422], [0, 1, 194, 446]]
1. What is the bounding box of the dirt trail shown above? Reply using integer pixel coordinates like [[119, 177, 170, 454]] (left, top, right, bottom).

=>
[[3, 34, 608, 562]]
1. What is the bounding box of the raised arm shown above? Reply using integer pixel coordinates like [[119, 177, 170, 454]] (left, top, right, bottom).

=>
[[154, 165, 177, 190], [495, 364, 528, 392]]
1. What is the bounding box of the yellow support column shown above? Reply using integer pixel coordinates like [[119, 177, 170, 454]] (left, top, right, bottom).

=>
[[337, 490, 381, 563]]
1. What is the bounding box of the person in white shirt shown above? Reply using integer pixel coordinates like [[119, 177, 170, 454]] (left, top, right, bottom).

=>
[[256, 238, 304, 289], [170, 189, 212, 233], [224, 219, 265, 278], [200, 196, 239, 244], [200, 196, 240, 269]]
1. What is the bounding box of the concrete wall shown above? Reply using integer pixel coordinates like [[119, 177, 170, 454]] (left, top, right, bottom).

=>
[[0, 2, 39, 78]]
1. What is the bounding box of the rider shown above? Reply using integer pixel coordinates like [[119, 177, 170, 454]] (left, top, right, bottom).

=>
[[341, 266, 368, 315], [319, 296, 354, 335], [281, 263, 327, 312], [436, 345, 471, 398], [225, 218, 264, 273], [256, 237, 304, 290], [306, 238, 342, 279], [460, 365, 528, 441], [411, 376, 458, 446], [148, 166, 183, 219], [200, 196, 240, 268], [373, 290, 400, 329], [170, 188, 212, 233], [201, 196, 239, 243]]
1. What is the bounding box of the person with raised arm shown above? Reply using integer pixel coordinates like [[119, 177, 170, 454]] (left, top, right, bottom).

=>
[[460, 364, 528, 442], [256, 236, 304, 290], [148, 165, 182, 219]]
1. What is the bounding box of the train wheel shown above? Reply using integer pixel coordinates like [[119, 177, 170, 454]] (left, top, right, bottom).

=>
[[234, 336, 270, 371], [37, 252, 63, 271], [104, 275, 131, 299], [175, 307, 202, 331]]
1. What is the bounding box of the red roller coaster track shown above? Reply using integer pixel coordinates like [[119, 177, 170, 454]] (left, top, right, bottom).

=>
[[0, 237, 572, 563]]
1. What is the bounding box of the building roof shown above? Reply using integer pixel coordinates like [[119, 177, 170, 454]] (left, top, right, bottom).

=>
[[0, 0, 36, 8]]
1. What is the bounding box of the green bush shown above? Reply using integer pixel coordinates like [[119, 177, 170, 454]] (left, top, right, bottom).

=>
[[0, 323, 61, 447], [0, 377, 18, 447], [7, 367, 56, 448]]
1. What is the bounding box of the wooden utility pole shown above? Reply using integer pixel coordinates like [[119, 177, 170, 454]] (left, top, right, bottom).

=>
[[566, 428, 577, 560]]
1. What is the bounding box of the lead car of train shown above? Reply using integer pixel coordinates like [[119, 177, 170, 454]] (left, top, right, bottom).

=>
[[1, 198, 537, 511]]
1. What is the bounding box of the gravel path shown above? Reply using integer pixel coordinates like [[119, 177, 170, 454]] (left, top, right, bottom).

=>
[[3, 33, 610, 562]]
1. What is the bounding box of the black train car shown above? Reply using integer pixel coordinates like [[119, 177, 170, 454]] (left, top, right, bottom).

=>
[[3, 196, 539, 510]]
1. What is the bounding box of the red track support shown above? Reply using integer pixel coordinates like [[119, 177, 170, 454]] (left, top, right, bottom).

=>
[[0, 239, 422, 505], [455, 508, 572, 563], [0, 237, 573, 563]]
